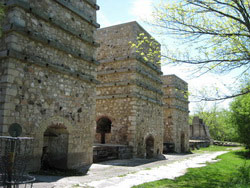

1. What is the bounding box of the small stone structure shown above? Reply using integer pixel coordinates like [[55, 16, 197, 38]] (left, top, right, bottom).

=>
[[95, 22, 164, 159], [0, 0, 99, 171], [189, 116, 211, 148], [162, 75, 189, 153], [190, 116, 211, 140]]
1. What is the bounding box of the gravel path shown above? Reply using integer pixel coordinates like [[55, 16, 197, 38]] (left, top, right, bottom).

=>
[[33, 151, 227, 188]]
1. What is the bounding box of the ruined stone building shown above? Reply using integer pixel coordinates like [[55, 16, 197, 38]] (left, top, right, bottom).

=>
[[162, 75, 189, 153], [190, 116, 211, 141], [95, 22, 164, 159], [189, 116, 211, 148], [0, 0, 99, 171]]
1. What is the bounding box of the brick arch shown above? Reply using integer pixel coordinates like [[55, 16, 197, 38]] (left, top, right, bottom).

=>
[[39, 116, 74, 135], [96, 115, 113, 124], [36, 116, 74, 156], [144, 133, 156, 143], [37, 116, 74, 170], [95, 115, 113, 144]]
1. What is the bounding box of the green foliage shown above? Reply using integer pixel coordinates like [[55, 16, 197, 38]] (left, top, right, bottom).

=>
[[192, 145, 236, 153], [153, 0, 250, 76], [129, 32, 161, 64], [230, 88, 250, 149], [130, 0, 250, 101], [133, 149, 250, 188], [226, 162, 250, 187]]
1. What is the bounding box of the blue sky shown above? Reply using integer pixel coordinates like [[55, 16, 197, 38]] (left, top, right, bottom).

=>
[[97, 0, 235, 113], [97, 0, 157, 28]]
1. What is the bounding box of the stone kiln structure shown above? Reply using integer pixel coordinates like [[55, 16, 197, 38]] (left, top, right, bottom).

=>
[[0, 0, 99, 170], [190, 116, 211, 140], [189, 116, 211, 148], [0, 0, 191, 169], [162, 75, 189, 153], [95, 22, 164, 158]]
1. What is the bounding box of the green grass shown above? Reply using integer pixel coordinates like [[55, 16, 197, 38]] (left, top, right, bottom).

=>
[[191, 145, 241, 153], [133, 149, 250, 188], [118, 174, 127, 177]]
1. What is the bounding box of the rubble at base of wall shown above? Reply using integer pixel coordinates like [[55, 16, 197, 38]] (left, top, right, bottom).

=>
[[189, 139, 211, 149], [213, 141, 242, 147]]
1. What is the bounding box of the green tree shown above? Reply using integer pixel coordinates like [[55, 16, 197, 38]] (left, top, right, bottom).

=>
[[230, 86, 250, 148], [148, 0, 250, 100], [153, 0, 250, 74]]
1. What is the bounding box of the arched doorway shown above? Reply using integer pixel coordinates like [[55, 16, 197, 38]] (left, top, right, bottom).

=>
[[145, 135, 154, 159], [41, 123, 69, 170], [181, 132, 185, 153], [96, 117, 112, 144]]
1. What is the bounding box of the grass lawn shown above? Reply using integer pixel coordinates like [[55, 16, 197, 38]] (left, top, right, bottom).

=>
[[191, 145, 240, 153], [133, 146, 250, 188]]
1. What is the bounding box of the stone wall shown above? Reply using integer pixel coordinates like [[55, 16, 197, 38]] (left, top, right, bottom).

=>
[[93, 144, 133, 162], [0, 0, 99, 170], [190, 116, 211, 140], [95, 22, 164, 158], [162, 75, 189, 153]]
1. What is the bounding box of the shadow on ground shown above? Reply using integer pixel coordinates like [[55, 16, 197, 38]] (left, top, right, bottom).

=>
[[95, 153, 192, 167], [234, 150, 250, 159], [95, 158, 165, 167], [31, 165, 91, 183]]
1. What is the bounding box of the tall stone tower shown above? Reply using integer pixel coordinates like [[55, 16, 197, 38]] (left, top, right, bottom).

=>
[[0, 0, 99, 170], [95, 22, 164, 158], [162, 75, 189, 153]]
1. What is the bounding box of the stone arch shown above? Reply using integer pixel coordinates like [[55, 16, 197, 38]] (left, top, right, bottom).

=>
[[96, 116, 112, 144], [145, 134, 154, 159], [39, 116, 74, 135], [37, 116, 74, 170]]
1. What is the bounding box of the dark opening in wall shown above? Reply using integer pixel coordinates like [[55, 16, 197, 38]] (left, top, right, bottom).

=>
[[181, 132, 185, 153], [96, 117, 112, 144], [146, 135, 154, 159], [42, 124, 69, 170]]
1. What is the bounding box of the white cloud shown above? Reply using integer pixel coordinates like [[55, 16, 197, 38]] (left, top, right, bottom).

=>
[[130, 0, 154, 22], [97, 10, 113, 28], [97, 10, 124, 28]]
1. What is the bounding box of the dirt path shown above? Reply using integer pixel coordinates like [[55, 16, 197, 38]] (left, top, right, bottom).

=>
[[33, 151, 227, 188]]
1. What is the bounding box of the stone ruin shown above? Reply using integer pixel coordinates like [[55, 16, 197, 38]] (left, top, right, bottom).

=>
[[0, 0, 190, 171], [189, 116, 211, 148], [190, 116, 211, 140]]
